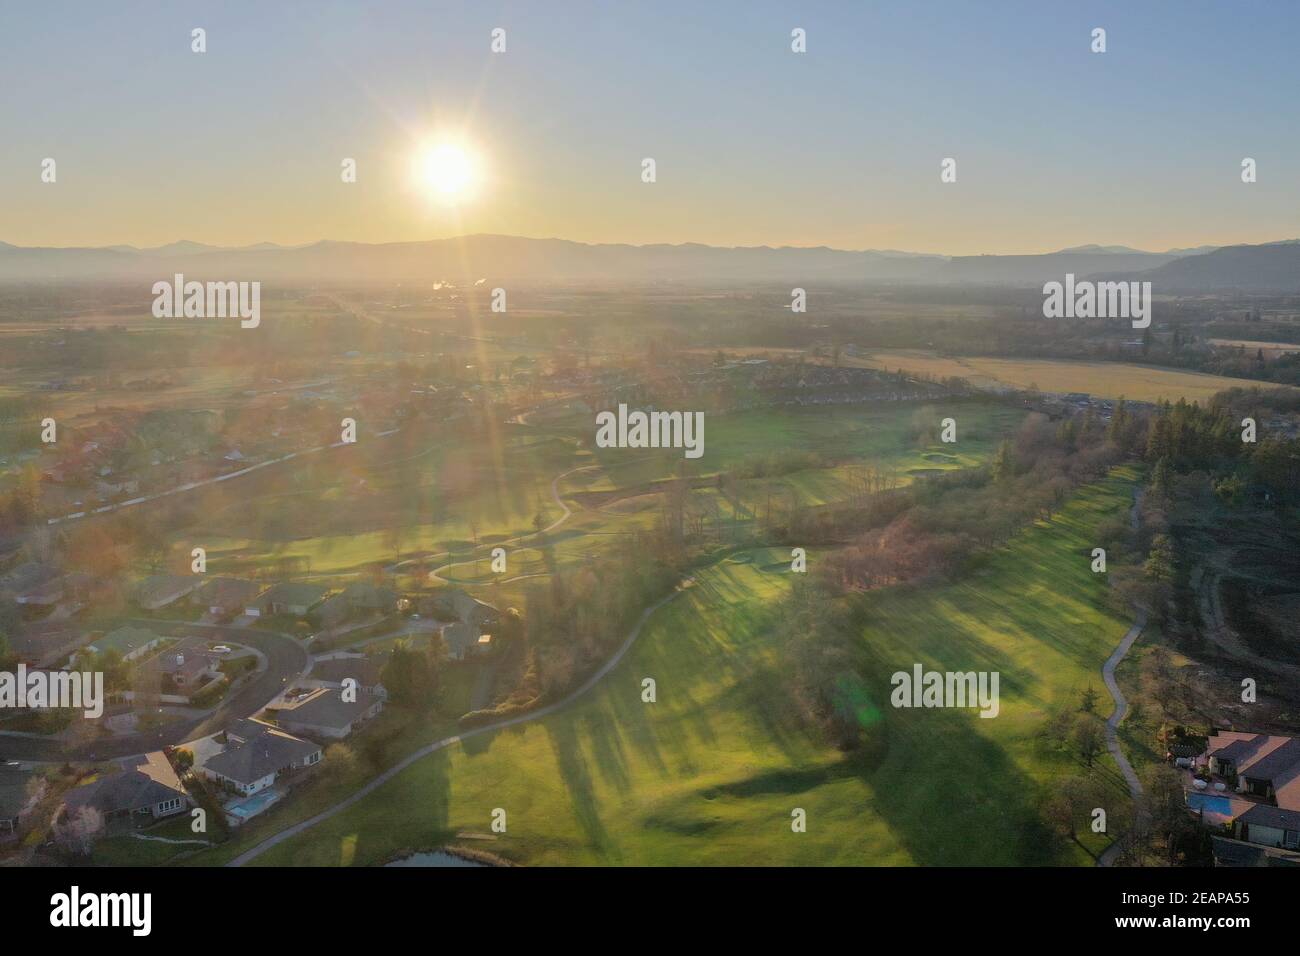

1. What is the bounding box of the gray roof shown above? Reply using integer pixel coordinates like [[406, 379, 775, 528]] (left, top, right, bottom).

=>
[[1211, 836, 1270, 867], [310, 657, 382, 688], [0, 766, 40, 821], [441, 621, 480, 657], [205, 725, 320, 787], [339, 582, 397, 610], [254, 581, 329, 609], [63, 754, 187, 816], [272, 687, 378, 732], [9, 621, 84, 664], [0, 562, 60, 594], [134, 573, 199, 605], [1239, 803, 1300, 832], [1242, 738, 1300, 784], [197, 577, 264, 607], [1212, 835, 1300, 868], [1210, 737, 1260, 762]]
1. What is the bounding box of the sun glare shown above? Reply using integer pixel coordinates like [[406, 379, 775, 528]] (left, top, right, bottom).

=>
[[416, 142, 478, 202]]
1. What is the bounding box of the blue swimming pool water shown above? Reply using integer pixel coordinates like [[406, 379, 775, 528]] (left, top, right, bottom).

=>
[[1187, 792, 1232, 815], [228, 790, 280, 819]]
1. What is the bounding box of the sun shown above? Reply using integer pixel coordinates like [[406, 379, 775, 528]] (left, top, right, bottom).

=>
[[415, 142, 478, 202]]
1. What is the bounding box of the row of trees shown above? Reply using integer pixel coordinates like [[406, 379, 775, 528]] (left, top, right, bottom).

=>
[[822, 411, 1125, 593]]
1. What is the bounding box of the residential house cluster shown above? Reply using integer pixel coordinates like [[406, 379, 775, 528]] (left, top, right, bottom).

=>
[[1186, 731, 1300, 866]]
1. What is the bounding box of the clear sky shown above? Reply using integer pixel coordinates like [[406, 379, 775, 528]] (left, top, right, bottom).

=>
[[2, 0, 1297, 254]]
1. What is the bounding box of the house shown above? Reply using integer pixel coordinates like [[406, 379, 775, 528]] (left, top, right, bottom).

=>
[[267, 686, 383, 740], [0, 562, 61, 601], [9, 620, 87, 669], [441, 620, 492, 660], [248, 581, 328, 618], [437, 588, 497, 627], [1211, 835, 1300, 867], [306, 655, 388, 698], [196, 577, 265, 618], [435, 589, 498, 661], [60, 752, 190, 827], [1191, 732, 1300, 856], [13, 570, 101, 608], [133, 573, 202, 611], [139, 638, 220, 690], [314, 592, 352, 628], [82, 625, 164, 662], [15, 574, 66, 606], [0, 765, 46, 838], [340, 582, 398, 614], [315, 581, 397, 628], [1204, 732, 1300, 807], [1234, 804, 1300, 852], [199, 718, 322, 797]]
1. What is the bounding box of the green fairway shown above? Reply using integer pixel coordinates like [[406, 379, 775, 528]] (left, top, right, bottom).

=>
[[163, 401, 1023, 588], [240, 468, 1138, 867], [567, 401, 1023, 499]]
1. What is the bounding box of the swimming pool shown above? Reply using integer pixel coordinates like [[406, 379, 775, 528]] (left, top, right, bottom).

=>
[[226, 789, 281, 821], [1186, 792, 1233, 815]]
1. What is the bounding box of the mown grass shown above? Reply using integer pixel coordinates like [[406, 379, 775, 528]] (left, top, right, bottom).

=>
[[235, 469, 1138, 867]]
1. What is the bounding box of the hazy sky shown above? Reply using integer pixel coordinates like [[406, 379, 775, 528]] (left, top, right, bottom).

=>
[[2, 1, 1298, 255]]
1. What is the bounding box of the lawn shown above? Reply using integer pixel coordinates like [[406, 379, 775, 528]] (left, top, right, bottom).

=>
[[236, 469, 1139, 867]]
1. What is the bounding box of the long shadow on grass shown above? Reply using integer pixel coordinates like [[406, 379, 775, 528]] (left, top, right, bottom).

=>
[[864, 703, 1058, 865], [543, 717, 619, 861]]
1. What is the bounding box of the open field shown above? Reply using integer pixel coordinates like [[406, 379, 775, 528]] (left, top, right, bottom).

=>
[[845, 349, 1279, 404], [236, 469, 1138, 867], [560, 402, 1023, 495]]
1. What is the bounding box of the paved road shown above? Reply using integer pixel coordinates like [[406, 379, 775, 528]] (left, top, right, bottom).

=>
[[1098, 488, 1148, 867], [228, 578, 694, 866], [45, 431, 398, 527], [0, 619, 309, 763]]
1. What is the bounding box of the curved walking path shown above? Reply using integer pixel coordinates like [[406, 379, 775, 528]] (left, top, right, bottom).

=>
[[1098, 487, 1148, 867], [388, 462, 599, 582], [228, 577, 694, 866]]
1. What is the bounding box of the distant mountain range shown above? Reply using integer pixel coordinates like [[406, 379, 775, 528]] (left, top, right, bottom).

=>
[[1, 234, 1297, 291]]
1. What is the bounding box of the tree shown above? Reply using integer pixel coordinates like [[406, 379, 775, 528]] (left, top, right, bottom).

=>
[[55, 805, 103, 856], [1079, 685, 1100, 715], [1149, 456, 1173, 501], [1071, 714, 1106, 768], [1044, 775, 1101, 843], [173, 748, 194, 772], [1144, 533, 1176, 584], [1127, 699, 1147, 729], [1141, 763, 1193, 863], [990, 439, 1015, 483], [323, 742, 359, 777], [380, 641, 434, 706]]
